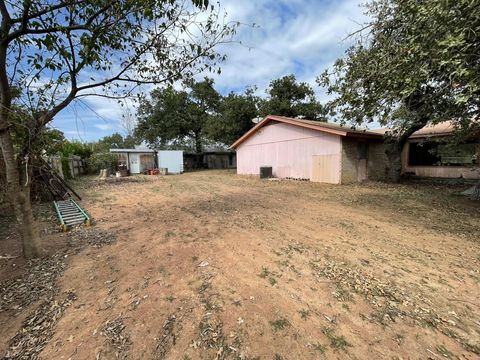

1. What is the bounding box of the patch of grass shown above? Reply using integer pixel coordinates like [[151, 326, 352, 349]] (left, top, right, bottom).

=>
[[164, 231, 175, 239], [166, 295, 175, 303], [191, 255, 198, 262], [274, 354, 283, 360], [322, 327, 352, 352], [270, 318, 290, 332], [197, 281, 211, 293], [393, 333, 405, 345], [298, 309, 310, 320], [312, 343, 326, 354], [436, 344, 453, 358], [259, 267, 271, 278], [202, 299, 216, 311], [268, 277, 277, 286], [232, 299, 242, 306]]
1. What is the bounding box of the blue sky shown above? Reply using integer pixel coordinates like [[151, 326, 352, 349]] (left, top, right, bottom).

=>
[[51, 0, 367, 141]]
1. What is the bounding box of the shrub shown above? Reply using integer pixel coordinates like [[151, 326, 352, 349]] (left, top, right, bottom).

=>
[[87, 152, 118, 174]]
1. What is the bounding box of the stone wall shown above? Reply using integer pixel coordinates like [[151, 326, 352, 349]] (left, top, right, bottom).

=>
[[341, 138, 359, 184], [367, 141, 388, 181]]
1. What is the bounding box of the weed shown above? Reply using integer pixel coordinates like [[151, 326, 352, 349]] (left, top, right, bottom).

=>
[[192, 255, 198, 262], [164, 231, 175, 239], [166, 295, 175, 303], [298, 309, 310, 320], [269, 277, 277, 286], [259, 267, 271, 278], [274, 354, 283, 360], [232, 299, 242, 306], [312, 343, 326, 354], [197, 281, 211, 293], [322, 327, 352, 352], [393, 333, 405, 345], [436, 344, 453, 358], [270, 318, 290, 332]]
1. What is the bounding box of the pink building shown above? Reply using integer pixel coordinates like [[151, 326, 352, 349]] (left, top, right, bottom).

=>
[[231, 115, 386, 184]]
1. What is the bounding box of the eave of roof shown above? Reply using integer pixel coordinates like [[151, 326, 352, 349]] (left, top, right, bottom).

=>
[[109, 148, 156, 153], [230, 115, 383, 149]]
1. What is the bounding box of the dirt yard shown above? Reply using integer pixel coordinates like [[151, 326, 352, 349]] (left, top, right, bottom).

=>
[[1, 170, 480, 359]]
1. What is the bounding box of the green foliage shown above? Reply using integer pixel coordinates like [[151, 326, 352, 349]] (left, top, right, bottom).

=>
[[260, 74, 325, 121], [136, 78, 220, 152], [321, 327, 352, 352], [319, 0, 480, 134], [3, 0, 236, 160], [269, 318, 290, 332], [93, 132, 137, 153], [205, 88, 259, 145], [61, 157, 72, 180], [60, 141, 93, 159], [87, 152, 118, 174]]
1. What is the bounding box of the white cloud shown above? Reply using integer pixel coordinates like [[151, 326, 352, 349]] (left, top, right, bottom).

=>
[[53, 0, 368, 140], [94, 123, 114, 131]]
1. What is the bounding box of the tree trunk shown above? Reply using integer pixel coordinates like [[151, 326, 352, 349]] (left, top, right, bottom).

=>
[[0, 129, 42, 258], [194, 132, 202, 154], [384, 142, 404, 182], [383, 119, 429, 183]]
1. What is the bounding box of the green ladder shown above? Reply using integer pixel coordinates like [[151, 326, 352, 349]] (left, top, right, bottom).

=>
[[53, 199, 90, 231]]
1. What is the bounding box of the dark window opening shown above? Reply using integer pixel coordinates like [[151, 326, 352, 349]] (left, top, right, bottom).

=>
[[409, 142, 478, 166], [229, 154, 233, 166], [357, 142, 368, 160]]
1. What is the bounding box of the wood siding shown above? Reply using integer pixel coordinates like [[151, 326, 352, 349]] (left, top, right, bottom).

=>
[[236, 122, 342, 180]]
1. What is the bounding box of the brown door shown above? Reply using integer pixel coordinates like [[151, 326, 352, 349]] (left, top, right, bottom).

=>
[[357, 142, 368, 182], [311, 154, 341, 184]]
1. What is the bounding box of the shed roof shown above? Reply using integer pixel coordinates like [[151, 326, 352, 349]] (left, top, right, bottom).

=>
[[110, 148, 156, 153], [230, 115, 383, 149]]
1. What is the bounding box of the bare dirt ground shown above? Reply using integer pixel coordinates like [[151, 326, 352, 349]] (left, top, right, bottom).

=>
[[1, 170, 480, 360]]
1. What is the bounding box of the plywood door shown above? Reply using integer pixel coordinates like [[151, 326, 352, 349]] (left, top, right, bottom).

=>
[[129, 154, 140, 174], [357, 158, 367, 182], [311, 154, 341, 184], [140, 154, 155, 172]]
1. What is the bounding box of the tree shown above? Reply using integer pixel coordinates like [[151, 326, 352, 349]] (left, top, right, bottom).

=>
[[136, 78, 220, 152], [0, 0, 235, 258], [319, 0, 480, 181], [260, 74, 325, 120], [205, 88, 259, 145]]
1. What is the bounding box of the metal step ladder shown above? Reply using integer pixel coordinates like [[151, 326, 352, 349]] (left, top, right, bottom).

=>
[[53, 199, 91, 231]]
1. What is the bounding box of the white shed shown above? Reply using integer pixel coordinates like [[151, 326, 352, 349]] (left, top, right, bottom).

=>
[[158, 150, 183, 174], [110, 148, 156, 174]]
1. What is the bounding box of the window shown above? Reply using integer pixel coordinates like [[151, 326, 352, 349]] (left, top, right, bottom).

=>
[[115, 153, 128, 166], [408, 141, 478, 166], [357, 142, 368, 160]]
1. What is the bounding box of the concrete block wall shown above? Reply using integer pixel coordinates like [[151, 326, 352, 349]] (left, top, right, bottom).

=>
[[341, 138, 359, 184], [367, 141, 388, 181]]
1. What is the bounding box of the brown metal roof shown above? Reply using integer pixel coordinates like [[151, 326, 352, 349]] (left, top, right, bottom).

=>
[[230, 115, 383, 149], [370, 121, 456, 138]]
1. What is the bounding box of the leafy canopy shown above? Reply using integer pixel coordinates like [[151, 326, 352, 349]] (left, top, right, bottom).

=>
[[135, 78, 220, 152], [318, 0, 480, 136], [3, 0, 236, 157], [261, 75, 325, 121], [205, 88, 259, 146]]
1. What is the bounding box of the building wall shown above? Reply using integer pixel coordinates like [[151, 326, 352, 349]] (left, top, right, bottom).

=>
[[401, 141, 480, 179], [236, 122, 342, 180], [340, 138, 358, 184], [368, 141, 388, 181]]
